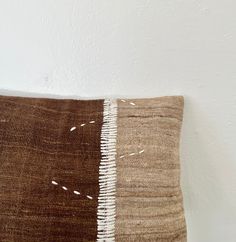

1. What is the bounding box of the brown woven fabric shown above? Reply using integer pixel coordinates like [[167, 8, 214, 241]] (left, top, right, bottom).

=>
[[115, 96, 187, 241], [0, 95, 187, 242], [0, 95, 103, 242]]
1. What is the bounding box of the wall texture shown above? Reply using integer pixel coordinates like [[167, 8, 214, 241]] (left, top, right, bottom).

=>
[[0, 1, 236, 241]]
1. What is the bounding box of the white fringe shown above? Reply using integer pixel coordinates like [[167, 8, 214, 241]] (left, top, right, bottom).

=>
[[97, 99, 117, 242]]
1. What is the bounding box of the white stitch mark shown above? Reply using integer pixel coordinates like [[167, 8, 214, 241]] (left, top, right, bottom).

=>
[[119, 150, 145, 159], [129, 153, 135, 156], [80, 123, 86, 127], [70, 126, 76, 131], [130, 102, 135, 106], [51, 180, 58, 185], [97, 99, 117, 241], [121, 99, 126, 102], [50, 181, 95, 200], [89, 120, 95, 123]]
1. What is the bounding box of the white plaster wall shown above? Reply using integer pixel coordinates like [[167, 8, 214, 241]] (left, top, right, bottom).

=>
[[0, 1, 236, 241]]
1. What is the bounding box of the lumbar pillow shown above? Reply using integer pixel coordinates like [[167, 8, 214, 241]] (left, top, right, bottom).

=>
[[0, 95, 186, 241]]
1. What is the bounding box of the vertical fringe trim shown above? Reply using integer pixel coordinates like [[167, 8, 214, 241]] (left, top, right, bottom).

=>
[[97, 99, 117, 242]]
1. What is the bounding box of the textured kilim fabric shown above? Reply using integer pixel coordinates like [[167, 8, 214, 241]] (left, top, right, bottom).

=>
[[0, 96, 103, 241], [0, 95, 187, 242], [115, 97, 186, 241]]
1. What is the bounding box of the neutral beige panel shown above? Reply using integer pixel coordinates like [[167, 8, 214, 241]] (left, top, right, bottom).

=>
[[115, 96, 186, 242]]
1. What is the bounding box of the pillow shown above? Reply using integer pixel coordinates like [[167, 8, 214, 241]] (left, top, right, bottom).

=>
[[0, 95, 186, 242]]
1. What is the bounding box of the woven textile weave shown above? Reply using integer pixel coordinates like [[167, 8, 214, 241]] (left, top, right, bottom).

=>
[[0, 95, 187, 242]]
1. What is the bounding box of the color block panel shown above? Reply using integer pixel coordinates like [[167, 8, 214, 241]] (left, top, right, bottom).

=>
[[115, 96, 187, 241], [0, 95, 103, 242]]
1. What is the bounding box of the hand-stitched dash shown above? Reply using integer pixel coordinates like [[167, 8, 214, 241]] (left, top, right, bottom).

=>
[[70, 121, 96, 132], [128, 153, 136, 156], [50, 181, 94, 200], [51, 180, 58, 185], [120, 99, 136, 106], [70, 126, 77, 131], [119, 149, 144, 159]]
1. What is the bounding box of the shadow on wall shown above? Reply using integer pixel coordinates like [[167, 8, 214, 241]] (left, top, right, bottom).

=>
[[181, 96, 236, 242], [0, 88, 122, 100], [0, 89, 97, 100]]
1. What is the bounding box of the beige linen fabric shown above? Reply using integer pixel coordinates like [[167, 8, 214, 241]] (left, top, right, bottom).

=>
[[115, 96, 187, 241]]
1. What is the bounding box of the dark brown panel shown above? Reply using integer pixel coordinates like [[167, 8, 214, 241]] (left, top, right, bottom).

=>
[[0, 95, 103, 242]]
